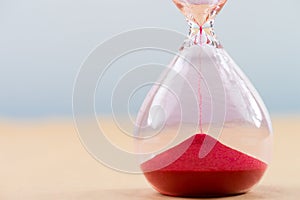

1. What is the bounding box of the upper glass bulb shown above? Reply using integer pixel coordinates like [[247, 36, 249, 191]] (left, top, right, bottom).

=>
[[173, 0, 227, 26]]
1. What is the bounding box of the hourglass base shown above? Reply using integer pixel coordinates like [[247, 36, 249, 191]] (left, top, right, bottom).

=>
[[141, 134, 267, 197]]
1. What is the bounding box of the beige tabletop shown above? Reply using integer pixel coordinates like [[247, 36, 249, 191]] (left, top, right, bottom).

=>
[[0, 116, 299, 200]]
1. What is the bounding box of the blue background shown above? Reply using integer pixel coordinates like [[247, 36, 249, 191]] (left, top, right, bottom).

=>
[[0, 0, 299, 118]]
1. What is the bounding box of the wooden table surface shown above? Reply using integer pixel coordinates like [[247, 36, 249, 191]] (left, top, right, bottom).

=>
[[0, 116, 299, 200]]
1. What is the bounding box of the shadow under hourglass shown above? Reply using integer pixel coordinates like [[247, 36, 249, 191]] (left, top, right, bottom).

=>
[[63, 185, 299, 200], [18, 185, 299, 199]]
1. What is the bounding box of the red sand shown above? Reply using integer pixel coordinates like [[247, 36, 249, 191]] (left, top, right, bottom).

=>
[[141, 134, 267, 197]]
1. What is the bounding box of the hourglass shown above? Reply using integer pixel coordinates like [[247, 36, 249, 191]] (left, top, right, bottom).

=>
[[134, 0, 273, 197]]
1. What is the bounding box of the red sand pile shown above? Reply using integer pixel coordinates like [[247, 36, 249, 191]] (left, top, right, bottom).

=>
[[141, 134, 267, 197]]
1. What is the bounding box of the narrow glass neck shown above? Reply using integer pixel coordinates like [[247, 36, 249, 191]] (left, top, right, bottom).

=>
[[184, 20, 222, 48]]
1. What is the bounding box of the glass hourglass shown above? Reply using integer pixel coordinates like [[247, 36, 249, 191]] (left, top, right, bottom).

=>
[[134, 0, 273, 197]]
